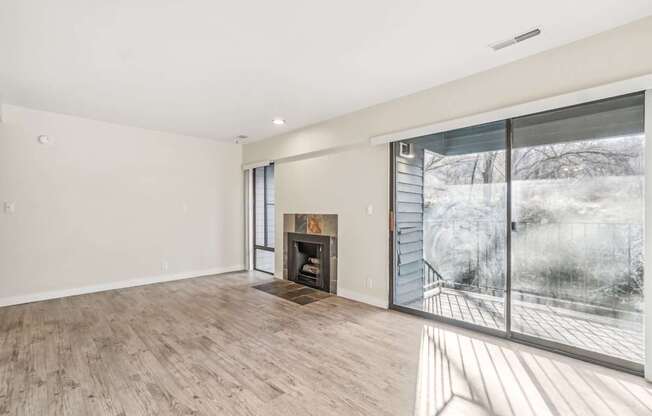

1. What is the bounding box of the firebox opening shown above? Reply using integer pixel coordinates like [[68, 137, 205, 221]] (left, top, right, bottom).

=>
[[287, 231, 332, 293], [293, 241, 323, 288]]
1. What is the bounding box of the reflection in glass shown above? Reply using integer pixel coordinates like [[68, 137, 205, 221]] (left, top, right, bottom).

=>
[[392, 93, 645, 368], [511, 94, 645, 363], [394, 121, 507, 330]]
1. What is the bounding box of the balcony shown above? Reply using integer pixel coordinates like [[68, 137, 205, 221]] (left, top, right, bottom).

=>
[[410, 256, 644, 363]]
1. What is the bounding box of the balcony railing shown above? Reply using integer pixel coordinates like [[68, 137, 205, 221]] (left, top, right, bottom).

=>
[[422, 220, 643, 320]]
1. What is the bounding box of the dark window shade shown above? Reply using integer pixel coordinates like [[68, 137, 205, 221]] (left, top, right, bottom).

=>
[[265, 165, 275, 204], [408, 121, 507, 156], [404, 93, 644, 156], [264, 165, 275, 248], [513, 93, 644, 148], [254, 167, 266, 246]]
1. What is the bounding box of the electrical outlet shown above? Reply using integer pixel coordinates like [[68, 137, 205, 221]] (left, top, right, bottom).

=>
[[161, 261, 169, 273]]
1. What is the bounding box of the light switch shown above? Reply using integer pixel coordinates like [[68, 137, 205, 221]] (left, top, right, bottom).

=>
[[366, 204, 374, 215], [3, 202, 15, 214]]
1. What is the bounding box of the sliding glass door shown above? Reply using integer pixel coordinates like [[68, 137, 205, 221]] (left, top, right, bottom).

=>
[[510, 93, 645, 367], [393, 122, 507, 333], [391, 92, 645, 372], [254, 164, 275, 274]]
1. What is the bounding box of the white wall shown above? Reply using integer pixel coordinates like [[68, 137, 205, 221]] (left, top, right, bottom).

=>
[[244, 17, 652, 308], [0, 104, 243, 305], [275, 145, 389, 307]]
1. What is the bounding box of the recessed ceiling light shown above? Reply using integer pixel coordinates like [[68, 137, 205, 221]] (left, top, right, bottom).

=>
[[272, 118, 285, 126]]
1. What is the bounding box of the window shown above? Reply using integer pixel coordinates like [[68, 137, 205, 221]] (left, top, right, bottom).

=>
[[391, 92, 646, 373], [254, 164, 275, 273]]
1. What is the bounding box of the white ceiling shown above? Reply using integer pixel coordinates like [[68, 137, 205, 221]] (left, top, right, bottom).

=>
[[1, 1, 651, 142]]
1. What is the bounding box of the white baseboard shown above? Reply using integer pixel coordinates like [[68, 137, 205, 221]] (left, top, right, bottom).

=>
[[337, 287, 389, 309], [0, 265, 244, 308]]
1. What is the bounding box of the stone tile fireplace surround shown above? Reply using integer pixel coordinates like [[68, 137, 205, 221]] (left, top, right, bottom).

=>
[[283, 214, 338, 294]]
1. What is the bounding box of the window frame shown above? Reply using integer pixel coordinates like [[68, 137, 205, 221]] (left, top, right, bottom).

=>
[[253, 164, 275, 274], [389, 92, 647, 376]]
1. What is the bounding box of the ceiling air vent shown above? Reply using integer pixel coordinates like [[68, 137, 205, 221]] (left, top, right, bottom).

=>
[[490, 28, 541, 51]]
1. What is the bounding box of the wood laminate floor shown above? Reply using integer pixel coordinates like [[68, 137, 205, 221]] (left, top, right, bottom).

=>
[[1, 271, 652, 416]]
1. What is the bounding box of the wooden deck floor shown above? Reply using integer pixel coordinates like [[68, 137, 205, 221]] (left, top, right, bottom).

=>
[[414, 288, 643, 363], [1, 271, 651, 415]]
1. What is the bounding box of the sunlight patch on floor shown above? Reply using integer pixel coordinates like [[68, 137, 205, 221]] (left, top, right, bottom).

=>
[[412, 324, 652, 416]]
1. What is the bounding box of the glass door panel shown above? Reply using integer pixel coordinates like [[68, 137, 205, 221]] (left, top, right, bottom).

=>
[[253, 165, 275, 274], [510, 93, 645, 366], [394, 121, 507, 332]]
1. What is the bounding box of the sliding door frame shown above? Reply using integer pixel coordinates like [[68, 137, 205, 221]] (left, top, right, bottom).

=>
[[645, 88, 652, 381], [388, 93, 646, 376], [389, 141, 507, 341], [253, 165, 275, 274], [505, 119, 513, 339], [507, 93, 645, 374]]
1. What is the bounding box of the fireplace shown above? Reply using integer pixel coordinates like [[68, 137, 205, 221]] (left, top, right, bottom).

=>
[[283, 214, 337, 294], [287, 233, 331, 292]]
